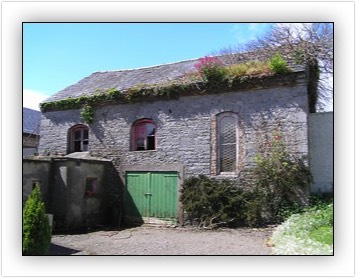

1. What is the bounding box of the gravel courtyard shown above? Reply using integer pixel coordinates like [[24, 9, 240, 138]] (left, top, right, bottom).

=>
[[50, 226, 274, 255]]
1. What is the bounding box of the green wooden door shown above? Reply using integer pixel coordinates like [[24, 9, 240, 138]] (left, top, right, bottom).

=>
[[125, 172, 178, 224]]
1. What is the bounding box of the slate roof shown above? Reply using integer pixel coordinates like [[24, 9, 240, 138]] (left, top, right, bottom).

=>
[[43, 47, 306, 103], [23, 107, 41, 135]]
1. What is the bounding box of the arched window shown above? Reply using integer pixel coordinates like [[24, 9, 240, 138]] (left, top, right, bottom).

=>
[[217, 112, 238, 174], [132, 119, 156, 151], [68, 124, 89, 153]]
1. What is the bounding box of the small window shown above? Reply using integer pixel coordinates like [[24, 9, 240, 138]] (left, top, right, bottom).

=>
[[218, 113, 238, 174], [132, 119, 156, 151], [68, 124, 89, 153], [85, 178, 99, 197]]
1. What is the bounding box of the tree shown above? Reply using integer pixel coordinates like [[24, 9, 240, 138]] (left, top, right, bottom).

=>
[[215, 23, 334, 112], [23, 185, 51, 255]]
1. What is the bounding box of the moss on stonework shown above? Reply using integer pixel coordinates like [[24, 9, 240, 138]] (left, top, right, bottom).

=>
[[40, 72, 302, 113]]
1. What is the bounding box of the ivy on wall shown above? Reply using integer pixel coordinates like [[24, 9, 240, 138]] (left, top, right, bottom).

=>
[[80, 105, 94, 124]]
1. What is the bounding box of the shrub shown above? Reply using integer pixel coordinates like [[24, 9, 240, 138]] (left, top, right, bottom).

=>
[[252, 132, 312, 224], [180, 136, 314, 228], [23, 185, 52, 255], [268, 53, 291, 74], [243, 189, 264, 227], [180, 175, 246, 227], [308, 192, 334, 209], [194, 56, 227, 84]]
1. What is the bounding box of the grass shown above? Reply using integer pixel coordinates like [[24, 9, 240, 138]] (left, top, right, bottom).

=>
[[309, 226, 333, 245], [270, 202, 333, 255]]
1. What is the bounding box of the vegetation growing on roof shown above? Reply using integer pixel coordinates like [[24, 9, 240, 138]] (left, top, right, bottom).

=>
[[193, 53, 290, 85], [40, 53, 293, 112], [268, 53, 291, 74]]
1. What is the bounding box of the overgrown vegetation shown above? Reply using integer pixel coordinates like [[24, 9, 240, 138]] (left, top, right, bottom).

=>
[[180, 134, 313, 228], [252, 132, 312, 224], [80, 104, 95, 124], [270, 197, 333, 255], [268, 53, 291, 74], [193, 53, 290, 85], [194, 56, 227, 84], [23, 185, 52, 255], [40, 53, 292, 112], [180, 175, 247, 228], [217, 23, 333, 112]]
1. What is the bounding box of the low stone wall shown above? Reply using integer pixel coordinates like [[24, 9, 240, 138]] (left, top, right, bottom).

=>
[[23, 156, 123, 231], [23, 158, 52, 207]]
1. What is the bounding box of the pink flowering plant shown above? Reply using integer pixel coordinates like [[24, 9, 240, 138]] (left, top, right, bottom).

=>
[[194, 56, 227, 83]]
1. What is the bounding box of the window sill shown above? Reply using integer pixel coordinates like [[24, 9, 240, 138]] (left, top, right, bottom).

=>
[[217, 172, 238, 177], [66, 152, 91, 159], [131, 150, 157, 153]]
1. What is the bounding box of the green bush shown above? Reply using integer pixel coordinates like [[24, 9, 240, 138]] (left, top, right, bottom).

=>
[[180, 136, 314, 228], [268, 53, 291, 74], [180, 175, 272, 228], [243, 189, 264, 227], [252, 133, 312, 224], [308, 192, 334, 209], [180, 175, 246, 227], [23, 185, 51, 255]]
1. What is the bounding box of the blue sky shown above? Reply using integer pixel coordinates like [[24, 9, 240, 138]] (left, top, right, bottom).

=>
[[23, 23, 273, 110]]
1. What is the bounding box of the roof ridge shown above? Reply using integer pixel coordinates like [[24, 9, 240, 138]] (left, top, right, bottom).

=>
[[43, 45, 306, 105], [94, 57, 200, 74], [74, 45, 294, 76]]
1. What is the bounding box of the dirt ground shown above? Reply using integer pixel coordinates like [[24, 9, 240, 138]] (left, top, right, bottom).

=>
[[49, 225, 275, 255]]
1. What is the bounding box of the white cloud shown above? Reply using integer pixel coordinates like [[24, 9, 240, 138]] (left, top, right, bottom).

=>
[[23, 89, 49, 111]]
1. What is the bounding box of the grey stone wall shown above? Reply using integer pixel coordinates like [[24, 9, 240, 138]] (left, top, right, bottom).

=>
[[39, 81, 309, 184], [23, 157, 121, 231], [23, 158, 52, 207], [308, 112, 333, 193]]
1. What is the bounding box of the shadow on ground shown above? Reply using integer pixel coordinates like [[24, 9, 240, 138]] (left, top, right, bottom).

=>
[[49, 243, 81, 255]]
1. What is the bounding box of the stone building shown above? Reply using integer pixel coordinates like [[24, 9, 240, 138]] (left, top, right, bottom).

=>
[[23, 107, 41, 157], [27, 50, 320, 229]]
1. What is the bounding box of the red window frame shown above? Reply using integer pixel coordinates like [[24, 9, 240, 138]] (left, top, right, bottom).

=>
[[69, 124, 89, 153], [132, 119, 156, 151]]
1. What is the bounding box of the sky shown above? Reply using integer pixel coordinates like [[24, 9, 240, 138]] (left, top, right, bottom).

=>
[[23, 23, 273, 110]]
